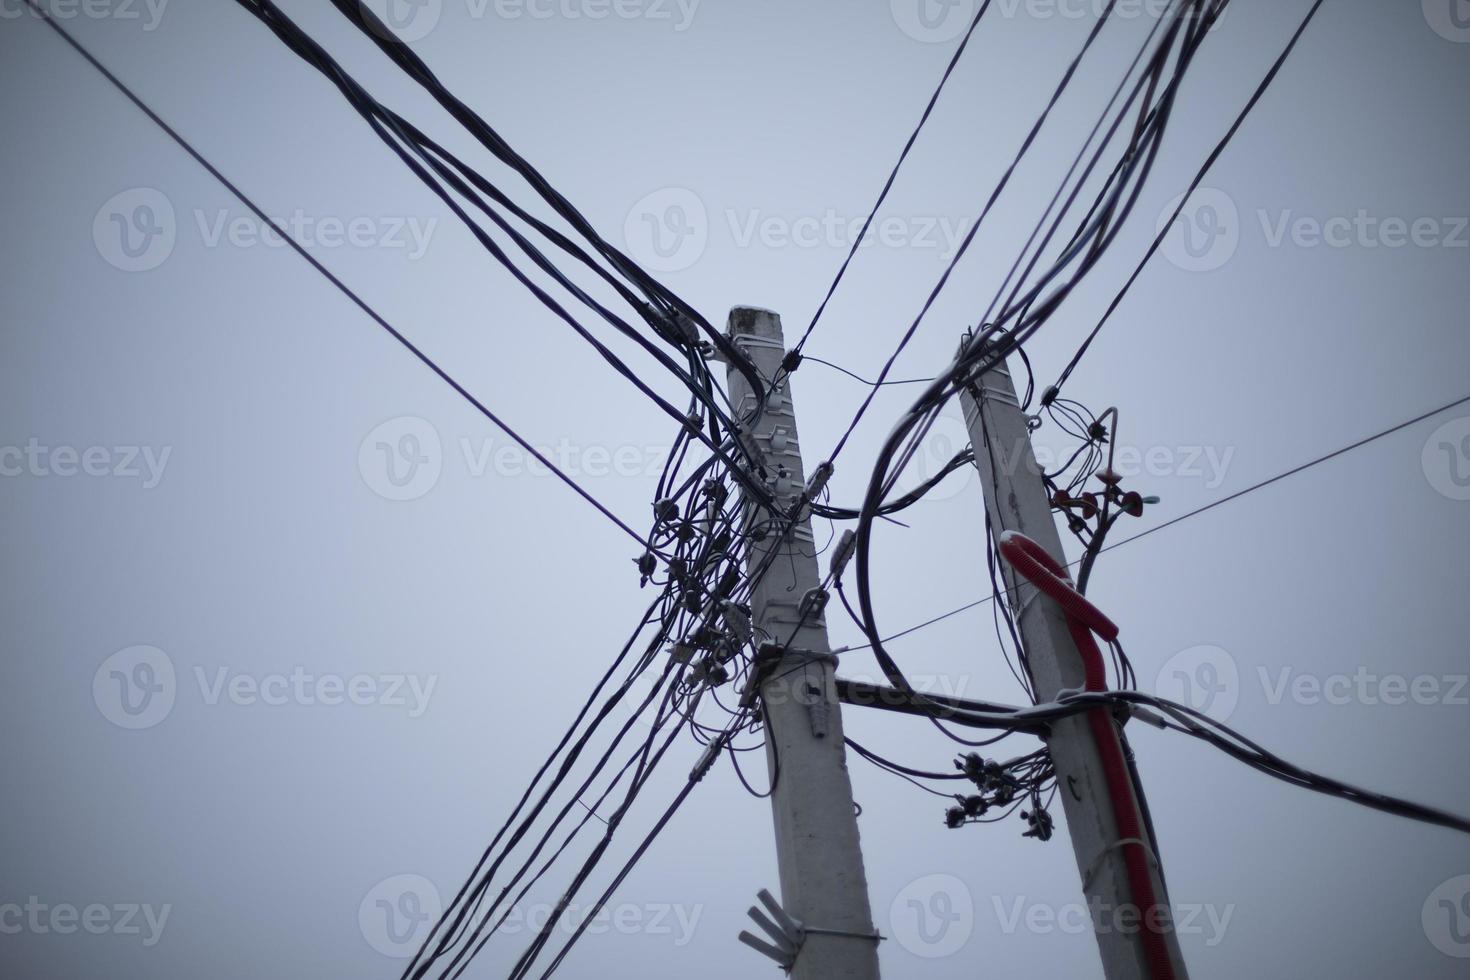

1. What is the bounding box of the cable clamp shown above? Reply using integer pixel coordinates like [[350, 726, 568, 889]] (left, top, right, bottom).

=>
[[689, 741, 722, 783], [799, 587, 830, 621], [1130, 705, 1169, 729], [828, 529, 858, 582], [1015, 581, 1044, 622], [802, 461, 833, 503], [976, 378, 1022, 409], [753, 642, 837, 669], [802, 926, 884, 942], [727, 332, 786, 352], [1082, 837, 1159, 892]]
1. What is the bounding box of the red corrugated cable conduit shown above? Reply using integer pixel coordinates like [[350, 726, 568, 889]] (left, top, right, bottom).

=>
[[998, 530, 1175, 980]]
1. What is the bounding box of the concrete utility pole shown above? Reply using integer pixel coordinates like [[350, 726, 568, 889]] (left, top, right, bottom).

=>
[[959, 346, 1188, 980], [724, 306, 881, 980]]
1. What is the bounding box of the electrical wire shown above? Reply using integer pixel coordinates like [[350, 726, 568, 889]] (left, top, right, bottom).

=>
[[833, 389, 1470, 654], [26, 0, 664, 556], [789, 0, 996, 359], [1049, 0, 1329, 399]]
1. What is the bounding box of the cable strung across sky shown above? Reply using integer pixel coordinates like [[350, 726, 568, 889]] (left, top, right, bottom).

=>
[[32, 0, 1470, 977], [23, 0, 666, 555], [25, 9, 784, 978]]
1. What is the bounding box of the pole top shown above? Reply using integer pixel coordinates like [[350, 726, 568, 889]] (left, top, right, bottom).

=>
[[727, 306, 784, 342]]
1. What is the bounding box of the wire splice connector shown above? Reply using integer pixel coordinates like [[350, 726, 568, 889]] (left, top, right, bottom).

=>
[[719, 599, 754, 645], [803, 461, 834, 504], [828, 529, 858, 583]]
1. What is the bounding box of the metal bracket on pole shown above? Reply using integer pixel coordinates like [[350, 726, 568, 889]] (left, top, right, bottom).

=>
[[739, 889, 883, 973], [739, 889, 804, 972], [745, 642, 838, 737]]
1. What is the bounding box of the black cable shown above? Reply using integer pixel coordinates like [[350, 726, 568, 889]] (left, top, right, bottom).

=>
[[319, 0, 769, 404], [847, 739, 965, 782], [826, 0, 1124, 467], [803, 356, 935, 388], [531, 775, 703, 978], [44, 4, 794, 951], [1093, 691, 1470, 837], [1050, 0, 1329, 397], [840, 390, 1470, 655], [847, 0, 1330, 723], [233, 0, 778, 513], [28, 0, 661, 556], [1099, 390, 1470, 557], [789, 0, 995, 357]]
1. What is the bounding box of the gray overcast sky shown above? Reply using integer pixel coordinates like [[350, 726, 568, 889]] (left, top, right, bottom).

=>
[[3, 1, 1469, 977]]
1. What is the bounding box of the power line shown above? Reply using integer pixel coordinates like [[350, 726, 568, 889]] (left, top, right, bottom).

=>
[[1100, 389, 1470, 555], [1050, 0, 1329, 397], [28, 0, 658, 554], [842, 0, 1339, 725], [233, 0, 764, 462], [790, 0, 995, 356], [802, 356, 934, 388], [34, 9, 784, 980], [47, 1, 1460, 974], [826, 0, 1122, 467], [835, 390, 1470, 651]]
